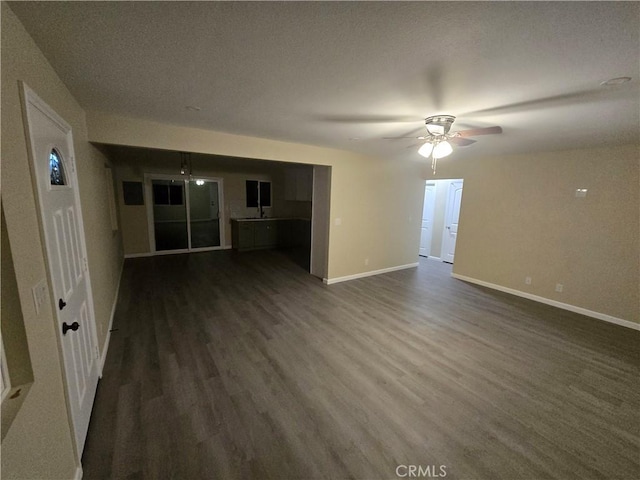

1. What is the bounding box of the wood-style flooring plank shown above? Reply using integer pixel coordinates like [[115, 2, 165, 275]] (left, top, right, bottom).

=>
[[82, 250, 640, 480]]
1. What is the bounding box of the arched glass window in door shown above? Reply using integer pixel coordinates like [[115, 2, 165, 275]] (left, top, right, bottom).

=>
[[49, 148, 67, 186]]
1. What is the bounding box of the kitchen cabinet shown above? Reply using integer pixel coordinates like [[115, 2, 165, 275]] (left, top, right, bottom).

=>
[[254, 221, 278, 248], [231, 218, 310, 251], [285, 168, 312, 202], [236, 222, 255, 250], [277, 220, 292, 247]]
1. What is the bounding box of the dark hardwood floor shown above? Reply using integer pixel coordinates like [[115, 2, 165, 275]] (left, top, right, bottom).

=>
[[82, 250, 640, 480]]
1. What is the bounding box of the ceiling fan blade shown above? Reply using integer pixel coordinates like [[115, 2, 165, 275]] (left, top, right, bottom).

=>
[[313, 114, 422, 124], [449, 137, 477, 147], [457, 126, 503, 137], [465, 85, 636, 116], [426, 62, 445, 110], [383, 135, 428, 140]]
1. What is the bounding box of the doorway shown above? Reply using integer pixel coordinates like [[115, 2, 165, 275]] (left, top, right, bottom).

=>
[[145, 174, 225, 254], [419, 178, 464, 263]]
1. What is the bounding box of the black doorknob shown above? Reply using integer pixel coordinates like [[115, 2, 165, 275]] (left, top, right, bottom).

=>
[[58, 298, 67, 310], [62, 322, 79, 335]]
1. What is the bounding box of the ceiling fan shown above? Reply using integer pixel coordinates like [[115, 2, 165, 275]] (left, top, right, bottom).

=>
[[389, 115, 502, 173]]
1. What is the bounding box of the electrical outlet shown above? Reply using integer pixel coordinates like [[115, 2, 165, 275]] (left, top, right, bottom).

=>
[[525, 276, 532, 285], [364, 258, 369, 266], [32, 279, 47, 315], [334, 218, 342, 226], [555, 283, 563, 293]]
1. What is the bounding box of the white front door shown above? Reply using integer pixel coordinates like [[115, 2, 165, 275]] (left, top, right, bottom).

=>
[[23, 84, 99, 456], [442, 179, 464, 263], [419, 182, 436, 257]]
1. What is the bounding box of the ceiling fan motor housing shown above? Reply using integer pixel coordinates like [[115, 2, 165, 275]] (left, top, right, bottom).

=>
[[425, 115, 456, 135]]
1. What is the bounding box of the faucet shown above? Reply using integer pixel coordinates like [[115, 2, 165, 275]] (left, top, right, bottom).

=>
[[259, 204, 265, 218]]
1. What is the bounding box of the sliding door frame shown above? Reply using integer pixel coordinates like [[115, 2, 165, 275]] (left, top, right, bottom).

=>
[[144, 173, 226, 255]]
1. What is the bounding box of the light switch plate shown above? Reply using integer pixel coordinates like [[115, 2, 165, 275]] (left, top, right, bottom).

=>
[[32, 279, 47, 315]]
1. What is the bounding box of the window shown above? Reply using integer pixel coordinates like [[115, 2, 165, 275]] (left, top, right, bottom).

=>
[[259, 182, 271, 207], [246, 180, 271, 208], [153, 183, 184, 206], [49, 148, 67, 186], [246, 180, 259, 208]]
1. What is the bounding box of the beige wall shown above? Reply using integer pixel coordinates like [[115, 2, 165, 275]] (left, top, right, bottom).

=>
[[311, 166, 332, 278], [432, 144, 639, 324], [88, 114, 426, 275], [1, 4, 123, 478], [1, 206, 33, 389]]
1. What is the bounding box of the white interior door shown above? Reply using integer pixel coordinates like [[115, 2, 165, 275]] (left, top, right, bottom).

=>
[[441, 179, 464, 263], [23, 84, 99, 456], [419, 182, 437, 257]]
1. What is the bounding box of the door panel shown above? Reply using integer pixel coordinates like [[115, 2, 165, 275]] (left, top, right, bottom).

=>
[[189, 180, 221, 248], [442, 180, 464, 263], [23, 84, 99, 456], [419, 183, 436, 257], [152, 179, 188, 251]]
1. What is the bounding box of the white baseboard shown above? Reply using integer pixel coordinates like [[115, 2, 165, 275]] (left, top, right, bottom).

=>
[[452, 273, 639, 331], [124, 252, 153, 259], [324, 263, 419, 285], [74, 465, 83, 480], [100, 260, 124, 376]]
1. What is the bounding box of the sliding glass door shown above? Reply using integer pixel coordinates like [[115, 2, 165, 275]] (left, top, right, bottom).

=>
[[188, 179, 221, 249], [148, 175, 224, 253], [152, 179, 188, 251]]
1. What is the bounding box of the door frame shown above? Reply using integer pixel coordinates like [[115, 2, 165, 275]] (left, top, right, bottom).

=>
[[144, 173, 226, 254], [21, 82, 100, 459]]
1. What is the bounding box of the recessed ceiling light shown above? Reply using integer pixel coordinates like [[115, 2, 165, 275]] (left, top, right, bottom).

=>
[[600, 77, 632, 86], [349, 137, 361, 141], [185, 105, 201, 111]]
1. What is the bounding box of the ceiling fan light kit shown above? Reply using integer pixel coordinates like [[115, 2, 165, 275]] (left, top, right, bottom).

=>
[[418, 142, 434, 158], [433, 140, 453, 158], [418, 115, 456, 174], [416, 115, 502, 174]]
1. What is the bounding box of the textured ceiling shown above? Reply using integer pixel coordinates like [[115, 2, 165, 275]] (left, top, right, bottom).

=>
[[9, 1, 640, 162]]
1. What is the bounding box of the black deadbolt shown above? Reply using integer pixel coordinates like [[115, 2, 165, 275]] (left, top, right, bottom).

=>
[[62, 321, 79, 335], [58, 298, 67, 310]]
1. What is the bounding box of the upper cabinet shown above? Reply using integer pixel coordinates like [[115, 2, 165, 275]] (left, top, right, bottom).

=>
[[285, 168, 312, 202]]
